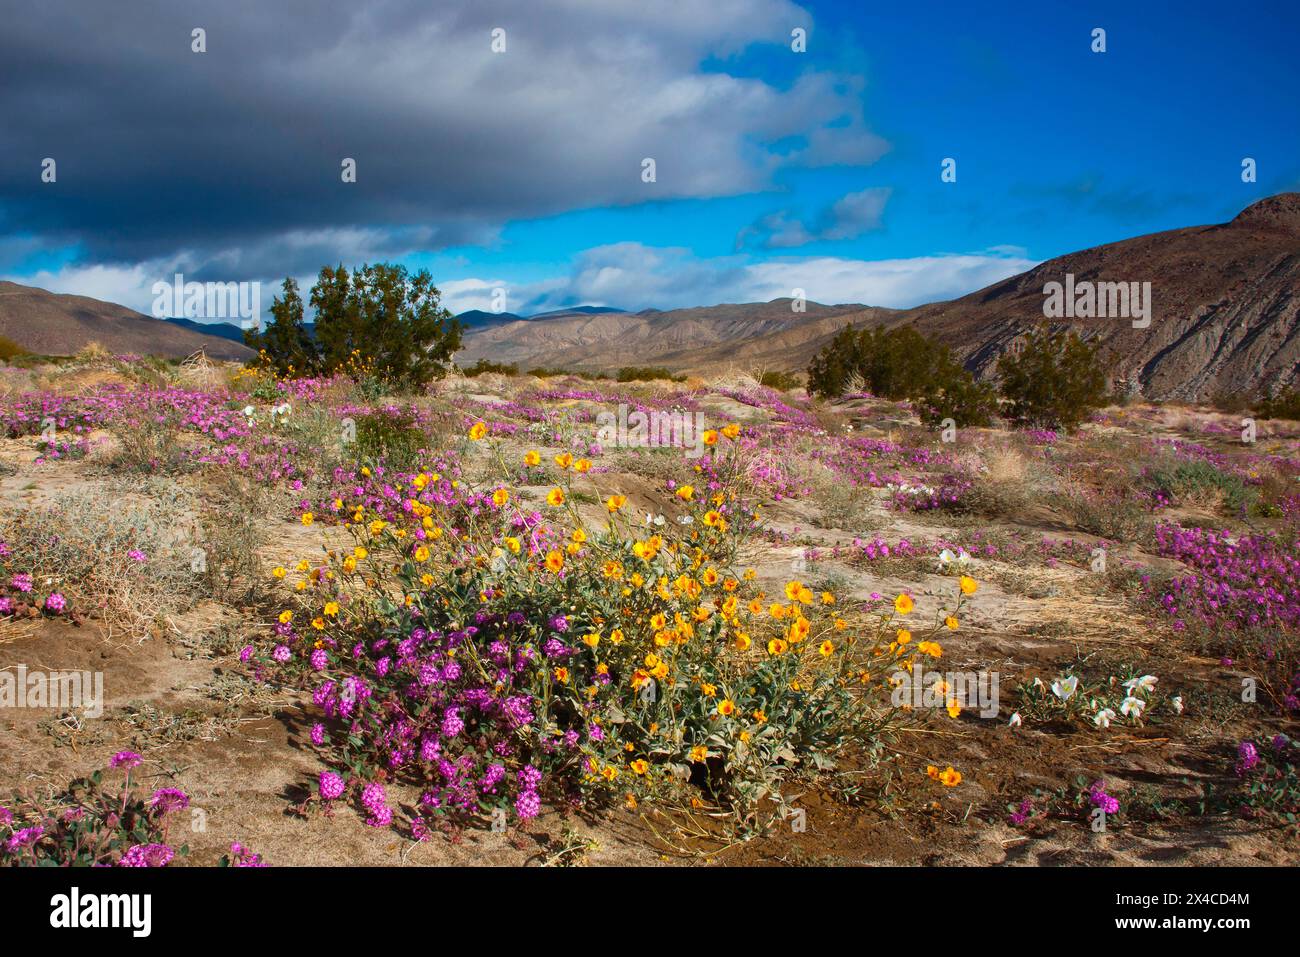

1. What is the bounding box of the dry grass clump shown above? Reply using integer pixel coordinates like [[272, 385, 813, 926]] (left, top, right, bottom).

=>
[[193, 473, 276, 606], [106, 413, 190, 474], [804, 468, 879, 533], [177, 351, 224, 391], [0, 483, 205, 640], [961, 443, 1052, 519]]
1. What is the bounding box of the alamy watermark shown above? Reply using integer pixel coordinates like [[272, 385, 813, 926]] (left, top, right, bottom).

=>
[[0, 665, 103, 718], [1042, 273, 1151, 328], [151, 272, 262, 330], [890, 663, 1000, 718], [596, 403, 707, 459]]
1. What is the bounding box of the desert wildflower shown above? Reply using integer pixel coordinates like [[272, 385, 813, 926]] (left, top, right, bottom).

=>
[[546, 488, 565, 507], [545, 550, 564, 573], [524, 450, 540, 466], [606, 494, 627, 512], [468, 421, 488, 441], [959, 575, 978, 595], [716, 698, 736, 717], [894, 593, 914, 615], [492, 488, 509, 507]]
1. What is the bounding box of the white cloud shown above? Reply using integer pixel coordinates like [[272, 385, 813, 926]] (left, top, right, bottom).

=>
[[443, 242, 1037, 313]]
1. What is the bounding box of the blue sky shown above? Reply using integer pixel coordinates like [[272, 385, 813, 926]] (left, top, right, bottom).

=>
[[2, 0, 1296, 318]]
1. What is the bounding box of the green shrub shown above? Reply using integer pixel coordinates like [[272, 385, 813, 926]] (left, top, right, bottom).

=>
[[352, 408, 428, 471], [1257, 388, 1300, 421], [616, 366, 685, 383], [462, 358, 519, 377], [248, 263, 462, 390], [1143, 459, 1250, 513], [756, 369, 801, 391], [996, 326, 1108, 432], [807, 324, 995, 427], [0, 335, 28, 361]]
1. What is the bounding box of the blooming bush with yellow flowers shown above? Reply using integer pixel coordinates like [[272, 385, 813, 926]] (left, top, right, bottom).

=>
[[243, 421, 951, 832]]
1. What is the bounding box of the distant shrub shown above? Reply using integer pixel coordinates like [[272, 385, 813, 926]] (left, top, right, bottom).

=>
[[526, 367, 609, 380], [1211, 389, 1257, 415], [807, 324, 995, 427], [1257, 389, 1300, 421], [616, 366, 684, 383], [755, 369, 801, 391], [0, 335, 28, 361], [462, 358, 518, 377], [996, 326, 1108, 432]]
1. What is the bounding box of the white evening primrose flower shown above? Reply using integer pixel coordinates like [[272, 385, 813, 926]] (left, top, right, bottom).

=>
[[1051, 676, 1079, 700], [1171, 695, 1184, 714], [938, 548, 956, 568], [1120, 696, 1146, 719], [1093, 708, 1117, 729], [1009, 712, 1022, 727], [1123, 675, 1158, 695]]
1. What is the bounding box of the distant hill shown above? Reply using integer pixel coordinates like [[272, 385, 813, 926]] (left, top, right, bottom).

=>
[[456, 298, 883, 375], [527, 305, 626, 319], [0, 281, 254, 360], [163, 315, 250, 344], [455, 309, 524, 330]]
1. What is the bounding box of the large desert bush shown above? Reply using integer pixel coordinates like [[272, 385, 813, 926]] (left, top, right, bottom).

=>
[[996, 326, 1108, 432], [247, 264, 462, 390], [807, 324, 996, 427]]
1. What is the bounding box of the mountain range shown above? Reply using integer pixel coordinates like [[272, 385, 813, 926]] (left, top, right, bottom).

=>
[[2, 194, 1296, 400], [457, 193, 1300, 400]]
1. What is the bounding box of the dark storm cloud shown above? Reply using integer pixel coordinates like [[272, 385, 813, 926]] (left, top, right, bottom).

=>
[[0, 0, 886, 279]]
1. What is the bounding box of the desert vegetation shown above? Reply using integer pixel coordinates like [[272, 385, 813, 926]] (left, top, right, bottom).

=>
[[1, 340, 1298, 866]]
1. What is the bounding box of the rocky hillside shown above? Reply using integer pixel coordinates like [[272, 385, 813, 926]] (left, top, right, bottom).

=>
[[899, 193, 1300, 401]]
